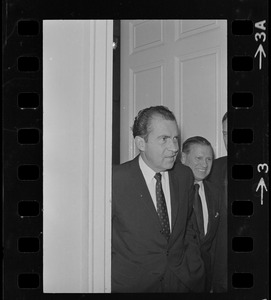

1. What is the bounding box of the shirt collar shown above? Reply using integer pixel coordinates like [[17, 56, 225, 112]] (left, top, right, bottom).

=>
[[195, 180, 204, 188], [139, 155, 156, 185], [139, 155, 168, 183]]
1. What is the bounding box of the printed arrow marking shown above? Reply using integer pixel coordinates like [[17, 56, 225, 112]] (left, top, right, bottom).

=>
[[254, 44, 266, 70], [256, 177, 268, 205]]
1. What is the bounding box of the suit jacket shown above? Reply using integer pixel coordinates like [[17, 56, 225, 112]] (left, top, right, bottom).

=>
[[207, 156, 227, 292], [191, 181, 221, 292], [208, 156, 227, 193], [112, 155, 205, 293]]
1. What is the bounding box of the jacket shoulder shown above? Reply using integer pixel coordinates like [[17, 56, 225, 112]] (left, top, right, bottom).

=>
[[212, 156, 227, 169], [171, 161, 194, 183], [113, 160, 133, 178], [172, 160, 193, 174], [208, 156, 227, 183], [112, 156, 140, 182], [204, 180, 222, 194]]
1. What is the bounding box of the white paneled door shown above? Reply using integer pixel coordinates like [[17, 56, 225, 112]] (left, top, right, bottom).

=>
[[120, 20, 227, 162]]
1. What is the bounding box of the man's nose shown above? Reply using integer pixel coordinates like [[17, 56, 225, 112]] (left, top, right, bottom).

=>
[[168, 139, 179, 152], [201, 160, 208, 167]]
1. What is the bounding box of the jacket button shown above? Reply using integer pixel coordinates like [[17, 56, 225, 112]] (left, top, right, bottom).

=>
[[166, 250, 169, 256]]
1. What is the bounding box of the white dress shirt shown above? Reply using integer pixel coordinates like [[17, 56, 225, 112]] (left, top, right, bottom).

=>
[[139, 155, 172, 231], [196, 180, 209, 235]]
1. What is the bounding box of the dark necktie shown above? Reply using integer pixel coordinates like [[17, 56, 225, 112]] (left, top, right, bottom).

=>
[[154, 173, 170, 240], [194, 183, 205, 240]]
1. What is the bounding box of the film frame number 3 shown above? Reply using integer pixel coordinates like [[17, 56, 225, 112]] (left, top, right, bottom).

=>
[[256, 163, 268, 205]]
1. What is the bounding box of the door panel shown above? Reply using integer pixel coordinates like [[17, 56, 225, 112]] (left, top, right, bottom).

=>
[[131, 61, 164, 157], [176, 47, 221, 152], [177, 20, 218, 38], [132, 20, 163, 53], [120, 20, 227, 163]]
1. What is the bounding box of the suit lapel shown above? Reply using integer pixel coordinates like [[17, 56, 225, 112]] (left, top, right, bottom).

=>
[[131, 156, 162, 229], [168, 170, 179, 233], [203, 181, 219, 239]]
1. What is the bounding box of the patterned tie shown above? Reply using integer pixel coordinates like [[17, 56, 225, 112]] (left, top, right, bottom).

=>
[[194, 183, 205, 240], [154, 173, 170, 240]]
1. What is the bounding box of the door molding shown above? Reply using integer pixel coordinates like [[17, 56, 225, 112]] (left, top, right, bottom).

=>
[[86, 20, 113, 293], [43, 20, 113, 293]]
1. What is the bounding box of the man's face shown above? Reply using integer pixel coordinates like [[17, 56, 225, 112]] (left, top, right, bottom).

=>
[[139, 116, 179, 172], [181, 143, 213, 181], [222, 119, 227, 151]]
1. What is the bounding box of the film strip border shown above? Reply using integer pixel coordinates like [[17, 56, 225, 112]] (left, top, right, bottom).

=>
[[3, 11, 268, 300], [229, 17, 269, 298], [3, 17, 43, 298]]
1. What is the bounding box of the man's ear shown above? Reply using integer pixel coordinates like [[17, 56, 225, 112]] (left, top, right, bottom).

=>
[[180, 152, 186, 164], [135, 136, 145, 151]]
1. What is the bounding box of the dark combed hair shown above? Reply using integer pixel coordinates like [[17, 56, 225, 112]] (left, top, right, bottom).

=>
[[131, 105, 176, 140], [222, 112, 227, 123], [182, 136, 214, 157]]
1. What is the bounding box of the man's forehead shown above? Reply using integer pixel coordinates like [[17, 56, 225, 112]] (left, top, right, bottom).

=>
[[190, 143, 213, 154]]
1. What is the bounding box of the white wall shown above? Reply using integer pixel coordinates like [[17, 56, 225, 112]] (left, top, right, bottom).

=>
[[43, 20, 113, 293]]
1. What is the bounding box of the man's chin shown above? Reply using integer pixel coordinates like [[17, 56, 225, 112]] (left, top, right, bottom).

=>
[[165, 161, 175, 170], [195, 175, 206, 181]]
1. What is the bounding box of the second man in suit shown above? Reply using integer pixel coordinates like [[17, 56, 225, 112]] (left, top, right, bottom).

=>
[[181, 136, 222, 292], [207, 112, 228, 292]]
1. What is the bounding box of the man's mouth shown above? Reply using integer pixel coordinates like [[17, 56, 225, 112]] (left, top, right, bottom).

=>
[[166, 156, 176, 160]]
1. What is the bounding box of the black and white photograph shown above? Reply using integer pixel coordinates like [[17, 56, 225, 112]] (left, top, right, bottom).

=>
[[2, 0, 269, 296], [43, 20, 228, 293]]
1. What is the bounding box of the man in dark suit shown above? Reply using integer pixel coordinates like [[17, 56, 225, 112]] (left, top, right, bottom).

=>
[[208, 112, 227, 189], [207, 112, 227, 292], [181, 136, 221, 292], [112, 106, 205, 293]]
